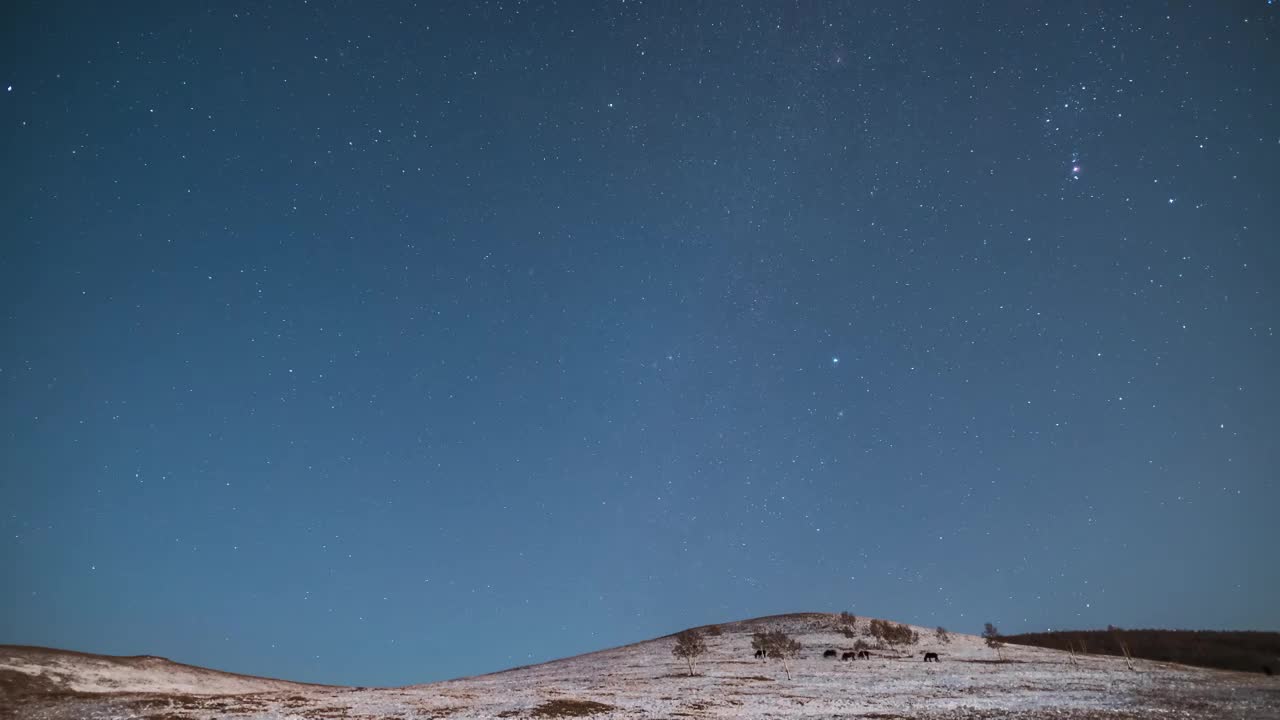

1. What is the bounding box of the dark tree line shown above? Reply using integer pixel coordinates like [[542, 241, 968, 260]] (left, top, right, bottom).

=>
[[1002, 628, 1280, 675]]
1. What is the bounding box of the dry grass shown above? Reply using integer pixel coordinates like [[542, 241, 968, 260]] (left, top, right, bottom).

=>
[[529, 698, 616, 717]]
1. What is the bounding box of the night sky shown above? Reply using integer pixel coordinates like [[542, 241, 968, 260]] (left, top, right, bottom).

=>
[[2, 1, 1278, 688]]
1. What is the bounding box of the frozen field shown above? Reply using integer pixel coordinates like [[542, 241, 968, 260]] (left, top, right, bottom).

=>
[[3, 613, 1277, 719]]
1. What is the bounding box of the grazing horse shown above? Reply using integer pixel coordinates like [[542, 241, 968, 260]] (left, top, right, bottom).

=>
[[841, 651, 856, 661], [754, 649, 766, 659], [823, 649, 837, 659], [923, 652, 940, 662], [857, 650, 871, 659]]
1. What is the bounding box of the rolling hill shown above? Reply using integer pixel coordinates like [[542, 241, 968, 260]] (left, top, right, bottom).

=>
[[3, 612, 1277, 719]]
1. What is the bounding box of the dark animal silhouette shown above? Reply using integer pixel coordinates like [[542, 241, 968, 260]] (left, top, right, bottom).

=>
[[841, 651, 856, 661], [923, 652, 940, 662], [823, 649, 837, 659], [857, 650, 871, 659], [754, 649, 766, 659]]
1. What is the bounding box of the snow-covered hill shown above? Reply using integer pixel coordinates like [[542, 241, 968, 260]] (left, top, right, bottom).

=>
[[3, 613, 1277, 719], [0, 644, 326, 696]]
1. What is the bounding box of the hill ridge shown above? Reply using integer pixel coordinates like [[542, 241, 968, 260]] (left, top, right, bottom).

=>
[[4, 612, 1278, 719]]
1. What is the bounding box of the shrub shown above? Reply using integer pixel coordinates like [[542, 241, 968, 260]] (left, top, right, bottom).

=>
[[834, 611, 858, 637], [751, 631, 770, 658], [869, 619, 919, 647], [531, 699, 615, 717]]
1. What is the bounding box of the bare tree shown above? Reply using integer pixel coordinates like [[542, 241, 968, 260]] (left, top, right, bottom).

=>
[[983, 623, 1005, 661], [766, 629, 803, 680], [672, 628, 707, 676], [750, 629, 803, 679], [1111, 628, 1135, 671], [935, 626, 951, 644]]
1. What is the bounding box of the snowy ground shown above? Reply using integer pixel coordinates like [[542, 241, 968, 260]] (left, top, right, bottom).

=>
[[3, 613, 1277, 719]]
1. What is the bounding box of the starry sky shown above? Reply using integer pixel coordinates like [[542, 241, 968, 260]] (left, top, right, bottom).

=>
[[2, 1, 1278, 688]]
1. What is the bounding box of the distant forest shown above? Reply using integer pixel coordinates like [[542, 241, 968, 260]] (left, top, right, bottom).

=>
[[1002, 629, 1280, 675]]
